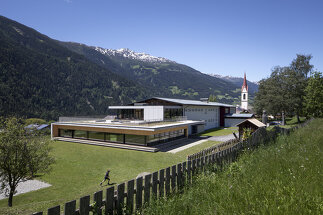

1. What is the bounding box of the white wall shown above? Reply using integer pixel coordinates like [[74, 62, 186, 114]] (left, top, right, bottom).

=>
[[184, 106, 219, 130], [144, 106, 164, 121], [225, 118, 245, 127]]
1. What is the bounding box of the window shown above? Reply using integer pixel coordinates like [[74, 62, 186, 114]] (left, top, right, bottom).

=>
[[88, 131, 105, 141], [106, 133, 124, 143], [125, 134, 146, 145], [243, 94, 246, 100], [74, 130, 87, 139], [59, 129, 73, 138]]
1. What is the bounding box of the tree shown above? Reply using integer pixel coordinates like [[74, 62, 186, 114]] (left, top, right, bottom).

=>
[[287, 54, 313, 122], [304, 71, 323, 117], [0, 117, 54, 207], [254, 66, 290, 125], [254, 54, 313, 124], [208, 94, 217, 102]]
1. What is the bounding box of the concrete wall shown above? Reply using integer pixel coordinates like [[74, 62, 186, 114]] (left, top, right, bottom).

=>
[[225, 118, 245, 127], [184, 106, 219, 130], [144, 106, 164, 121]]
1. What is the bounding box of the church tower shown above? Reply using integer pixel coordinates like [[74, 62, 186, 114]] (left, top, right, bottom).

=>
[[241, 73, 248, 110]]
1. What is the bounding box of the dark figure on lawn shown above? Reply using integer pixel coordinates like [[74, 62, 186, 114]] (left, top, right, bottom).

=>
[[100, 169, 111, 186]]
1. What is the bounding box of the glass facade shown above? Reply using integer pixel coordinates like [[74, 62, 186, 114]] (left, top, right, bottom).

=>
[[59, 129, 73, 138], [74, 130, 87, 139], [124, 134, 146, 145], [88, 131, 105, 141], [106, 133, 124, 143], [164, 108, 183, 119], [58, 128, 185, 146], [117, 109, 144, 120]]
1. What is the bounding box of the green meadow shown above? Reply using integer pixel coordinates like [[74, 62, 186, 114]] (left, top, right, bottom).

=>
[[0, 137, 219, 215]]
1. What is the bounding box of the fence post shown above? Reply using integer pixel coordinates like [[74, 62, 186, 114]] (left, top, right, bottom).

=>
[[182, 161, 187, 187], [197, 158, 201, 174], [106, 186, 114, 215], [192, 159, 196, 176], [187, 160, 192, 185], [165, 167, 171, 196], [144, 174, 152, 206], [159, 169, 165, 198], [116, 183, 125, 215], [135, 177, 143, 211], [94, 190, 103, 215], [64, 200, 76, 215], [171, 165, 177, 193], [80, 195, 90, 215], [152, 171, 158, 199], [177, 163, 182, 191], [48, 205, 60, 215], [126, 180, 135, 215]]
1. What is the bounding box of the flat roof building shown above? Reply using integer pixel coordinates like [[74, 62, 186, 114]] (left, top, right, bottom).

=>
[[51, 97, 236, 152]]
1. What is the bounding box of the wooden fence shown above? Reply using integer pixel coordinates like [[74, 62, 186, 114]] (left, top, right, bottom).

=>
[[32, 120, 311, 215]]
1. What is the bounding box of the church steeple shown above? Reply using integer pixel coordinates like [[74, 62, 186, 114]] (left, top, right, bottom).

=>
[[241, 73, 248, 110], [242, 72, 248, 91]]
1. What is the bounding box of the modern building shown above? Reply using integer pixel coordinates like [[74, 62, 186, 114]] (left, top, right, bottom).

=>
[[51, 97, 236, 151]]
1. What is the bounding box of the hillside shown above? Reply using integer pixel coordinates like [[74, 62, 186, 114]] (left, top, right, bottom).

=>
[[211, 74, 259, 94], [0, 15, 160, 120], [143, 119, 323, 214], [59, 42, 245, 104]]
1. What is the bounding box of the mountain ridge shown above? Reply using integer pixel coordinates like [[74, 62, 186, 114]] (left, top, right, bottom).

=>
[[60, 42, 249, 104]]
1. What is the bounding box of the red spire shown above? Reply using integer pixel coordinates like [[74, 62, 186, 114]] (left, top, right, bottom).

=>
[[241, 72, 248, 91]]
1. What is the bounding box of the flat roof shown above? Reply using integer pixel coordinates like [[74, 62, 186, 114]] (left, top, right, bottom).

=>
[[133, 97, 234, 107], [53, 120, 204, 132], [225, 113, 254, 118]]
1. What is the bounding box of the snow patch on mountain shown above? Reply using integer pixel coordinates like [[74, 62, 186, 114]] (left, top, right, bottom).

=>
[[208, 73, 259, 85], [95, 47, 175, 64]]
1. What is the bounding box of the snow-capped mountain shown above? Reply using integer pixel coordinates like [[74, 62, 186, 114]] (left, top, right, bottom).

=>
[[94, 47, 175, 64]]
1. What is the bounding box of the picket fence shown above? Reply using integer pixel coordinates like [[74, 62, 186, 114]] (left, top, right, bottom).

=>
[[32, 120, 311, 215]]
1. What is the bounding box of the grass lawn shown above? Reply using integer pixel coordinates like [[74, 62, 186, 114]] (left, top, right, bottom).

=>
[[143, 118, 323, 215], [0, 138, 219, 215], [199, 127, 238, 137]]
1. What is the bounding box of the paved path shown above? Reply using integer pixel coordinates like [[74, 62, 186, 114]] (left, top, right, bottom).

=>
[[208, 133, 236, 142], [166, 139, 209, 154], [0, 179, 51, 200], [156, 132, 236, 154]]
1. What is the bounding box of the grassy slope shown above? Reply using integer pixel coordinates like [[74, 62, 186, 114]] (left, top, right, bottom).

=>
[[0, 139, 219, 214], [199, 127, 238, 137], [143, 119, 323, 215]]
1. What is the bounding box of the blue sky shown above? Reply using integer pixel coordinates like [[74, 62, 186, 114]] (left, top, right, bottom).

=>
[[1, 0, 323, 82]]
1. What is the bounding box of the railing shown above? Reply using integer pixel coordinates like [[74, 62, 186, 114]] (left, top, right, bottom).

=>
[[32, 120, 311, 215], [58, 116, 110, 123]]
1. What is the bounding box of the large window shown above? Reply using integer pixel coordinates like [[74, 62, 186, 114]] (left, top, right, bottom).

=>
[[106, 133, 124, 143], [88, 131, 105, 141], [117, 109, 143, 120], [59, 129, 73, 138], [164, 108, 183, 119], [125, 134, 146, 145], [74, 130, 87, 139]]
